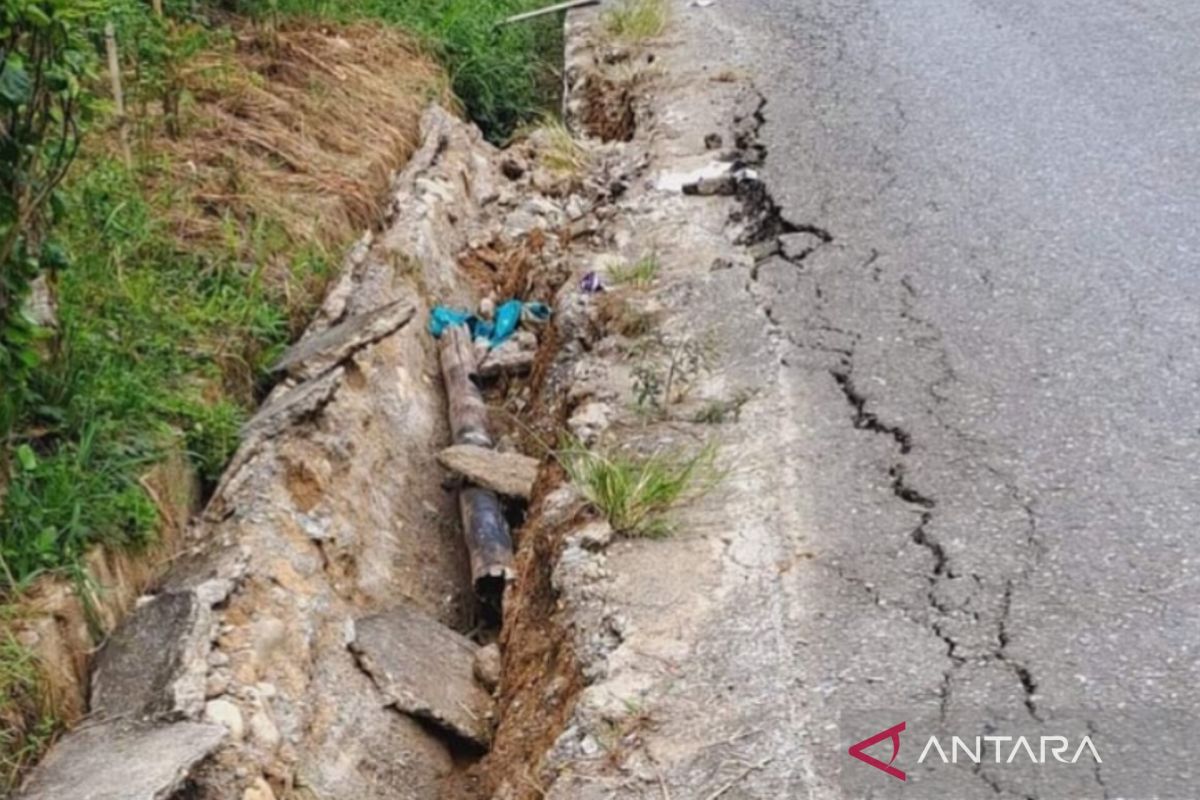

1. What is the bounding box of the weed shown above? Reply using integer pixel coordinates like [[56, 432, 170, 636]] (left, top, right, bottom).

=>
[[603, 0, 669, 43], [0, 627, 56, 791], [524, 118, 591, 177], [630, 333, 716, 414], [597, 293, 658, 339], [560, 440, 719, 538], [693, 389, 755, 424], [608, 253, 660, 289]]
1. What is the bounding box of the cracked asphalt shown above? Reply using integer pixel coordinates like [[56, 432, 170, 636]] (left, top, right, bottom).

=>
[[694, 0, 1200, 797]]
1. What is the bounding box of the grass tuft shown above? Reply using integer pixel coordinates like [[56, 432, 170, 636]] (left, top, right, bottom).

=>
[[0, 629, 56, 791], [608, 253, 660, 288], [560, 440, 718, 537], [525, 118, 592, 177], [603, 0, 669, 43]]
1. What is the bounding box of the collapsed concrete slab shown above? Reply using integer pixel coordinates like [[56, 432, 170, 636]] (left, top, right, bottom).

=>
[[17, 720, 225, 800], [271, 299, 415, 381], [437, 444, 540, 500], [350, 605, 494, 749], [90, 590, 205, 720]]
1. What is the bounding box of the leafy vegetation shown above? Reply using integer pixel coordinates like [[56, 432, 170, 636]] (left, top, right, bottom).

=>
[[561, 440, 718, 538], [0, 0, 94, 454]]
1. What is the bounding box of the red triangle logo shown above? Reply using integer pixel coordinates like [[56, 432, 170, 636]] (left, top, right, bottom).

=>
[[848, 721, 907, 781]]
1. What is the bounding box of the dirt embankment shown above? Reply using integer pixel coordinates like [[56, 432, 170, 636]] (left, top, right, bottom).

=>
[[2, 19, 446, 795]]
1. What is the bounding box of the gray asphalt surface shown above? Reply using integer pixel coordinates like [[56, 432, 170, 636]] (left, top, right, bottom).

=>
[[709, 0, 1200, 797]]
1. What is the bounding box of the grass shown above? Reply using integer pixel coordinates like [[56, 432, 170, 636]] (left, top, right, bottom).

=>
[[258, 0, 565, 141], [0, 629, 56, 791], [525, 117, 592, 177], [608, 253, 660, 288], [560, 440, 718, 538], [693, 389, 755, 424], [603, 0, 669, 43], [0, 155, 293, 588]]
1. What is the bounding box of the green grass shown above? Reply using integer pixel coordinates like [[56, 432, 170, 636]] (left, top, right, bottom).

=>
[[257, 0, 565, 141], [560, 441, 718, 538], [608, 253, 660, 288], [525, 117, 592, 176], [0, 156, 297, 590], [0, 629, 56, 791], [603, 0, 669, 43]]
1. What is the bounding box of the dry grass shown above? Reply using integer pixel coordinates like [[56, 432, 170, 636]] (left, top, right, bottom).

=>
[[139, 21, 448, 302], [603, 0, 669, 43]]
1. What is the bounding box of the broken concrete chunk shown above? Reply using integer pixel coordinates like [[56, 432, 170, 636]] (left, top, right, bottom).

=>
[[473, 643, 502, 693], [350, 605, 493, 748], [240, 366, 343, 441], [91, 590, 206, 720], [437, 444, 540, 500], [16, 720, 225, 800], [779, 231, 826, 261], [272, 299, 415, 381], [477, 330, 538, 377]]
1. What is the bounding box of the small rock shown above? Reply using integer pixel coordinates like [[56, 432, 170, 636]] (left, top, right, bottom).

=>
[[704, 132, 723, 150], [575, 521, 613, 551], [243, 776, 277, 800], [249, 711, 281, 750], [251, 617, 287, 667], [473, 643, 503, 692], [580, 734, 600, 757], [204, 698, 245, 742], [682, 174, 738, 196], [780, 231, 827, 261], [500, 158, 525, 180], [205, 671, 230, 699], [541, 485, 584, 529], [568, 402, 613, 444]]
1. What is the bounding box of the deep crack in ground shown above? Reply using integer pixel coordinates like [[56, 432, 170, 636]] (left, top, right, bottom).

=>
[[732, 82, 1045, 730]]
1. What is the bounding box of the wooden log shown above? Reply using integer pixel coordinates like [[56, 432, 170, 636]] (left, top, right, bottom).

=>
[[437, 325, 492, 448], [103, 23, 132, 168]]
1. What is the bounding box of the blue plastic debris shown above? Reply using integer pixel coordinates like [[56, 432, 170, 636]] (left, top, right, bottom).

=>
[[428, 300, 551, 349]]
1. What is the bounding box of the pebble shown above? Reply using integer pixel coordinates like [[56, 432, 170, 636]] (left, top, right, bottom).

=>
[[204, 698, 245, 741]]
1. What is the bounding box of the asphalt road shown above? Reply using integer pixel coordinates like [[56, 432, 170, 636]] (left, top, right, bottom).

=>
[[711, 1, 1200, 796]]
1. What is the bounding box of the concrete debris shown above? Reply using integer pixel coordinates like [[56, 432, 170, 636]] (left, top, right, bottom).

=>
[[272, 299, 415, 380], [780, 230, 828, 261], [567, 400, 613, 444], [473, 643, 503, 693], [238, 365, 343, 442], [477, 330, 538, 377], [204, 697, 245, 741], [90, 586, 225, 721], [350, 606, 494, 748], [16, 720, 225, 800], [243, 777, 277, 800], [437, 444, 540, 500]]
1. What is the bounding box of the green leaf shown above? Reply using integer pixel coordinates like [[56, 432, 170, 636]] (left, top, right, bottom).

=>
[[0, 59, 32, 107], [16, 443, 38, 471], [22, 5, 51, 27]]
